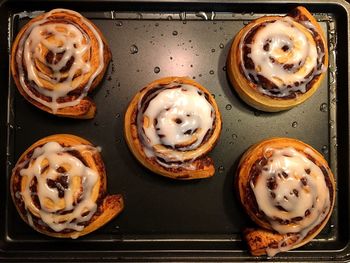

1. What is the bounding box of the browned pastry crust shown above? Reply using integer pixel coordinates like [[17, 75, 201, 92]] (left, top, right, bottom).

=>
[[236, 137, 335, 256], [124, 77, 222, 180], [243, 228, 298, 256], [227, 6, 328, 112], [11, 9, 111, 119], [11, 134, 124, 238]]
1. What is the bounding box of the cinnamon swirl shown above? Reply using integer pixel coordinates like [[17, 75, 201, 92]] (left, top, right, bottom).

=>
[[124, 77, 222, 180], [227, 6, 328, 112], [11, 134, 124, 238], [11, 9, 111, 118], [236, 138, 335, 256]]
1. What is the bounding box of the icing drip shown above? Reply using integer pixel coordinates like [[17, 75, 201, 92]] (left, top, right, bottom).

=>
[[18, 142, 99, 234], [250, 147, 331, 256], [15, 9, 104, 113], [240, 17, 325, 98], [137, 83, 215, 168]]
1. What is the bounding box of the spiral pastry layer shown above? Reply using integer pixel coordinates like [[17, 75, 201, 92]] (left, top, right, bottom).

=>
[[124, 77, 222, 180], [11, 134, 124, 238], [227, 6, 328, 112], [236, 138, 335, 256], [11, 9, 111, 118]]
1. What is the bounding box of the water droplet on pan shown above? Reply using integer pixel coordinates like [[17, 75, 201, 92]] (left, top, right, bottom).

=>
[[225, 104, 232, 110], [116, 21, 123, 27], [195, 11, 208, 20], [209, 70, 214, 75], [130, 45, 138, 54], [154, 67, 160, 74], [329, 72, 335, 85], [321, 145, 328, 154], [219, 43, 224, 49], [218, 166, 225, 173], [172, 30, 178, 36], [319, 103, 328, 112], [211, 48, 215, 53], [179, 12, 186, 21], [115, 113, 121, 119], [232, 134, 238, 140], [292, 121, 298, 128]]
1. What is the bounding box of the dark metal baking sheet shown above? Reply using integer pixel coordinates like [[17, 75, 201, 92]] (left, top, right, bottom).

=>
[[0, 0, 349, 261]]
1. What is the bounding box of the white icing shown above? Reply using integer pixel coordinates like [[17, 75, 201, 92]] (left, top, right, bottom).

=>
[[137, 83, 215, 167], [27, 213, 34, 227], [18, 141, 99, 234], [240, 17, 325, 97], [15, 9, 104, 113], [250, 147, 331, 256], [300, 20, 316, 31]]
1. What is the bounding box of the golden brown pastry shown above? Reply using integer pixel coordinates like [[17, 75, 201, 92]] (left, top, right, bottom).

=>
[[11, 9, 111, 118], [124, 77, 222, 180], [11, 134, 124, 238], [236, 138, 335, 256], [227, 6, 328, 112]]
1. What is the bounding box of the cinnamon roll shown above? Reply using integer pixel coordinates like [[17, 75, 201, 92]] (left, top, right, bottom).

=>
[[227, 6, 328, 112], [11, 9, 111, 118], [124, 77, 222, 180], [11, 134, 124, 238], [236, 138, 335, 256]]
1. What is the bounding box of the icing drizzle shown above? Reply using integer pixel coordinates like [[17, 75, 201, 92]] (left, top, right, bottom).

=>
[[15, 9, 105, 113], [16, 141, 100, 236], [240, 16, 326, 98], [137, 83, 215, 168], [250, 147, 331, 256]]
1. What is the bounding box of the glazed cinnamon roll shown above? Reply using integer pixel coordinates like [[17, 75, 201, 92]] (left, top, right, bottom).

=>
[[227, 6, 328, 112], [236, 138, 335, 256], [124, 77, 222, 180], [11, 134, 124, 238], [11, 9, 111, 118]]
